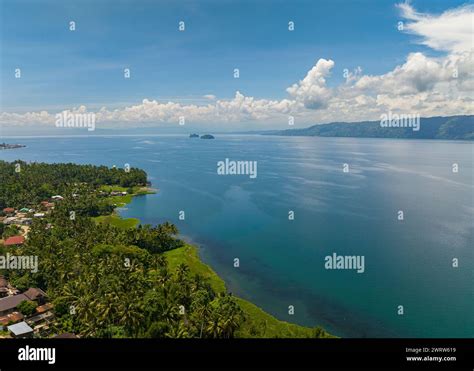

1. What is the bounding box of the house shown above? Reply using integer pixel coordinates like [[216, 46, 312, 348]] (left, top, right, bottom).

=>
[[0, 288, 47, 316], [18, 218, 32, 226], [4, 236, 25, 247], [35, 303, 54, 314], [0, 311, 24, 327], [27, 311, 54, 326], [3, 217, 18, 225], [0, 294, 29, 316], [40, 201, 54, 209], [33, 213, 45, 218], [2, 208, 15, 216], [19, 208, 30, 213], [24, 288, 47, 304], [7, 321, 34, 338], [51, 195, 63, 200]]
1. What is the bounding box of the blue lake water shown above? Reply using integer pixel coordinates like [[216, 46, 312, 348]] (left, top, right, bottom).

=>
[[1, 134, 473, 338]]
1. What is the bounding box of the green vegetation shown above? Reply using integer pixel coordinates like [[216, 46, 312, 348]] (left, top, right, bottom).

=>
[[17, 300, 38, 316], [0, 160, 332, 338], [165, 244, 226, 293], [93, 214, 139, 229], [267, 115, 474, 140], [2, 224, 21, 239], [0, 160, 147, 210], [165, 245, 334, 338]]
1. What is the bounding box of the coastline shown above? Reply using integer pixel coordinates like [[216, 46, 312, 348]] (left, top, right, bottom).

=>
[[110, 185, 335, 338]]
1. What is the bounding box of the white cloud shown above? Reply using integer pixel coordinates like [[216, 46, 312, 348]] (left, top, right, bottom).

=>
[[286, 58, 334, 109], [397, 2, 473, 53], [354, 52, 450, 94]]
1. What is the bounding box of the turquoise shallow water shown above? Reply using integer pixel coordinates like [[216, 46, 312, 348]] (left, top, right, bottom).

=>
[[1, 134, 473, 337]]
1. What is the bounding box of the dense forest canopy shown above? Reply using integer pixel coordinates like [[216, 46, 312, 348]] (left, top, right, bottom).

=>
[[0, 160, 147, 209]]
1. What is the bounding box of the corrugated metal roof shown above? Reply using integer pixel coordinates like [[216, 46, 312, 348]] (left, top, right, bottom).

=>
[[7, 321, 33, 335]]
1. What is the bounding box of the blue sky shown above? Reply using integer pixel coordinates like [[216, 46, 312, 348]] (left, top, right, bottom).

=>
[[0, 0, 472, 131]]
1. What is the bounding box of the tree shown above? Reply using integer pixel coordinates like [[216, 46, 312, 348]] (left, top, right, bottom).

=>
[[17, 300, 38, 316]]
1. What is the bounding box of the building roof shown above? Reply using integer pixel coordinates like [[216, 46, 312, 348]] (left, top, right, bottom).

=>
[[4, 236, 25, 246], [0, 276, 7, 288], [0, 294, 28, 312], [3, 208, 14, 213], [0, 311, 24, 326], [7, 321, 33, 336], [36, 303, 54, 314], [24, 288, 47, 301]]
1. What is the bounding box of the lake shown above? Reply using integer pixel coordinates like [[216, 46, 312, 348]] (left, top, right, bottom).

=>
[[1, 134, 472, 338]]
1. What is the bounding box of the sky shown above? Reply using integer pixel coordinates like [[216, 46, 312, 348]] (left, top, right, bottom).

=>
[[0, 0, 472, 133]]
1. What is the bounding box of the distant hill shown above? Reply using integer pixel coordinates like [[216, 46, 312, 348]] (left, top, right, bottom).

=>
[[264, 115, 474, 140]]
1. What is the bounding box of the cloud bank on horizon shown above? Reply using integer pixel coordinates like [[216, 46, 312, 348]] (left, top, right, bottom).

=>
[[1, 1, 473, 130]]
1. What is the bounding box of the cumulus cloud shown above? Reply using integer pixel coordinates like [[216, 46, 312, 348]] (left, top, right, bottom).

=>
[[286, 58, 334, 109], [354, 52, 451, 94]]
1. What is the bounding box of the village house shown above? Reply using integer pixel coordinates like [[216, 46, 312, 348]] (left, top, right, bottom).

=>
[[0, 287, 47, 316], [3, 216, 18, 225], [7, 321, 34, 338], [0, 294, 29, 316], [18, 218, 32, 226], [40, 201, 54, 210], [25, 303, 55, 336], [23, 288, 47, 305], [0, 311, 24, 328], [2, 208, 15, 216], [4, 235, 25, 247]]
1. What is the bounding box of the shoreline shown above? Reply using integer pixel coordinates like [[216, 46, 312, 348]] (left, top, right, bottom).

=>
[[111, 185, 335, 338]]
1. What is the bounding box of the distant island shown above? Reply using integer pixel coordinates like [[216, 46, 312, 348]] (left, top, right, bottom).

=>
[[0, 143, 26, 150], [262, 115, 473, 140], [189, 133, 199, 138], [200, 134, 215, 139]]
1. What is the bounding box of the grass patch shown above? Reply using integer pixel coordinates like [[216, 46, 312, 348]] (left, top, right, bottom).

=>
[[164, 244, 335, 338], [165, 244, 225, 293], [100, 185, 155, 207], [93, 214, 139, 229]]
